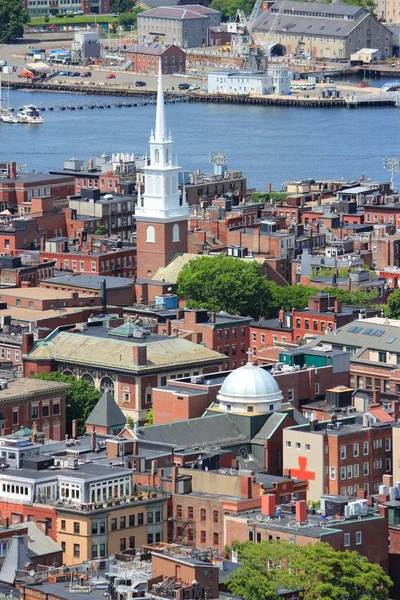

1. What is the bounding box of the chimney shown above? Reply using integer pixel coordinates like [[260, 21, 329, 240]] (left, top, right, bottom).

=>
[[22, 333, 34, 356], [72, 419, 78, 439], [90, 429, 97, 452], [261, 494, 276, 517], [357, 487, 367, 499], [175, 309, 185, 319], [295, 500, 307, 523], [372, 388, 381, 404], [210, 312, 217, 323], [333, 299, 342, 313], [30, 421, 37, 444], [166, 319, 172, 336], [278, 309, 284, 322], [100, 279, 107, 313], [382, 474, 393, 489], [40, 236, 45, 252], [132, 345, 147, 366], [391, 400, 400, 420]]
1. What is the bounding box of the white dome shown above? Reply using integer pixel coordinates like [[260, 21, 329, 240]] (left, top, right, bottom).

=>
[[217, 362, 283, 414]]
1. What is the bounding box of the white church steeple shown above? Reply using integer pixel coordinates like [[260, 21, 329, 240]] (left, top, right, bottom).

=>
[[135, 61, 189, 222]]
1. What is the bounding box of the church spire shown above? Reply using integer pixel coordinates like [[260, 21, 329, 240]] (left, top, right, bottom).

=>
[[154, 59, 167, 143]]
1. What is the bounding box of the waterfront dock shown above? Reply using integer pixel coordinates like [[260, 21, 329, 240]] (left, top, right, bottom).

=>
[[7, 80, 398, 109]]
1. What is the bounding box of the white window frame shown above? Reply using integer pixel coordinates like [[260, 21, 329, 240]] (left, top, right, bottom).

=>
[[344, 533, 350, 547]]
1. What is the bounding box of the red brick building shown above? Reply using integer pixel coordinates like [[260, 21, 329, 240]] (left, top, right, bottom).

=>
[[0, 375, 68, 440], [39, 245, 136, 278], [40, 274, 135, 306], [125, 43, 186, 75], [0, 169, 74, 212]]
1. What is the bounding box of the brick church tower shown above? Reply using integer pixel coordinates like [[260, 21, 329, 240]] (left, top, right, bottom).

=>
[[136, 64, 189, 280]]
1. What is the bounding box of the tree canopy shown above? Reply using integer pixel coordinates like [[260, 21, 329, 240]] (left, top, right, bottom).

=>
[[110, 0, 133, 14], [386, 288, 400, 319], [177, 255, 271, 319], [227, 540, 391, 600], [30, 372, 101, 436], [118, 7, 144, 29], [0, 0, 29, 42]]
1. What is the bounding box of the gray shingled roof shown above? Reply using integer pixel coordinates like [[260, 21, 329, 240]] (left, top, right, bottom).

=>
[[137, 413, 248, 450], [0, 536, 32, 584], [253, 0, 368, 38], [85, 390, 126, 428], [138, 4, 217, 19], [251, 413, 287, 444]]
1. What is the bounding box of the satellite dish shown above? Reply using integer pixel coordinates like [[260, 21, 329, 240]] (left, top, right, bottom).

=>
[[29, 570, 35, 577]]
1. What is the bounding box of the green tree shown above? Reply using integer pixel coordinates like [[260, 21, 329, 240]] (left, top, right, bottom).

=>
[[118, 7, 143, 29], [177, 255, 271, 319], [110, 0, 134, 14], [0, 0, 30, 42], [386, 288, 400, 319], [322, 286, 379, 308], [94, 224, 107, 235], [144, 408, 153, 426], [210, 0, 254, 20], [30, 372, 101, 436], [43, 14, 49, 23], [227, 540, 391, 600], [265, 281, 319, 317]]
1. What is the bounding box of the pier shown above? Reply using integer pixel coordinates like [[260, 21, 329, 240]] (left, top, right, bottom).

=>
[[7, 80, 399, 109]]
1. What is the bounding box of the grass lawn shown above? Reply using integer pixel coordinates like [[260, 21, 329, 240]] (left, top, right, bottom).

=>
[[28, 14, 118, 26]]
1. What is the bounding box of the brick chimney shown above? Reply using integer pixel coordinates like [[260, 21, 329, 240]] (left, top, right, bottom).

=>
[[30, 422, 37, 444], [295, 500, 307, 523], [132, 345, 147, 366], [22, 333, 34, 355], [372, 388, 382, 404], [166, 320, 172, 336], [333, 299, 342, 313], [240, 475, 254, 499], [72, 419, 78, 439], [391, 400, 400, 420], [90, 428, 97, 452], [261, 494, 276, 517], [210, 313, 217, 323]]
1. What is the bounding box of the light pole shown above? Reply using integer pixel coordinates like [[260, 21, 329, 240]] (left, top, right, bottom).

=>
[[383, 157, 400, 191]]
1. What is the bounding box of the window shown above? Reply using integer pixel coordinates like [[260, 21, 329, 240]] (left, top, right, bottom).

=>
[[200, 508, 206, 522], [356, 531, 362, 545], [363, 442, 369, 456], [344, 533, 350, 547], [252, 332, 257, 342], [92, 544, 98, 559], [353, 443, 359, 458], [213, 510, 219, 524], [315, 383, 320, 395], [32, 406, 39, 419], [213, 532, 219, 546], [111, 518, 117, 531], [288, 389, 294, 402], [129, 514, 135, 527], [200, 531, 206, 543], [305, 444, 310, 451], [120, 538, 126, 551], [340, 466, 346, 480], [286, 440, 292, 448], [378, 351, 387, 363], [188, 506, 194, 520], [347, 465, 353, 479], [146, 225, 155, 243], [385, 438, 391, 452], [53, 404, 60, 415], [120, 516, 126, 529], [354, 464, 359, 478], [42, 405, 49, 418], [74, 544, 80, 558], [330, 467, 336, 480], [340, 446, 346, 460], [172, 223, 180, 242], [363, 462, 369, 476], [73, 522, 80, 534], [92, 522, 98, 535], [147, 512, 153, 524], [12, 411, 18, 425], [61, 520, 66, 531], [386, 458, 392, 472], [138, 513, 144, 525], [61, 541, 66, 552]]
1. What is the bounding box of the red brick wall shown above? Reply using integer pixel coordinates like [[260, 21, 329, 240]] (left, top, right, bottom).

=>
[[136, 220, 188, 280], [0, 503, 57, 540]]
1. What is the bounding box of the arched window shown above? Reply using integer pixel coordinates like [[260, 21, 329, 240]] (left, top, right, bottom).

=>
[[146, 225, 155, 243], [173, 223, 180, 242], [82, 373, 94, 387], [62, 369, 73, 377], [155, 148, 160, 163], [100, 377, 114, 397]]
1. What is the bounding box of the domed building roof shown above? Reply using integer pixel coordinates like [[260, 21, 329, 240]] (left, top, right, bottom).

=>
[[217, 361, 283, 414]]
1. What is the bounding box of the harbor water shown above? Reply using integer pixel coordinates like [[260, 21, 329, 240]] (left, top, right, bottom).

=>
[[1, 89, 400, 189]]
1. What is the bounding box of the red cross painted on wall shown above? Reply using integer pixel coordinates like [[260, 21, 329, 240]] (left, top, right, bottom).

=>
[[291, 456, 315, 481]]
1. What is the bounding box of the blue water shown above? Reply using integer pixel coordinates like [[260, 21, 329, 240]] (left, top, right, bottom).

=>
[[1, 88, 399, 189]]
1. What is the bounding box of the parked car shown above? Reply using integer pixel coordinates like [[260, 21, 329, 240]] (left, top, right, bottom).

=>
[[81, 71, 92, 77], [189, 84, 200, 91], [71, 72, 80, 76], [178, 83, 190, 90], [106, 73, 116, 79], [135, 80, 146, 87]]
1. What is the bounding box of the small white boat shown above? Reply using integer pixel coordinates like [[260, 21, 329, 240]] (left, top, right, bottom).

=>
[[17, 105, 43, 124], [1, 112, 18, 124]]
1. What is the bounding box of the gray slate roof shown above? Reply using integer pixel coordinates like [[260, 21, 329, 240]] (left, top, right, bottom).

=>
[[137, 413, 248, 450], [251, 412, 287, 444], [86, 390, 126, 428], [43, 274, 134, 290], [253, 0, 368, 38], [0, 536, 32, 584]]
